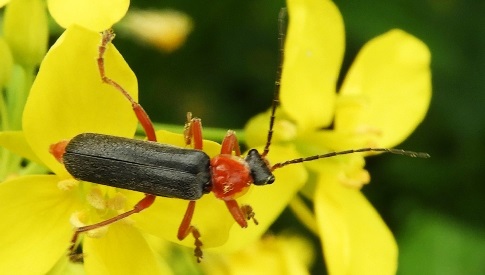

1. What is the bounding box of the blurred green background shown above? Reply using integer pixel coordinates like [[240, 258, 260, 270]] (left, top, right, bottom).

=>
[[73, 0, 485, 274]]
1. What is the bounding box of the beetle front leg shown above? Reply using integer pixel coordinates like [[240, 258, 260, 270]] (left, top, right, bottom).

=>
[[221, 132, 259, 227], [224, 200, 259, 228], [97, 29, 157, 142]]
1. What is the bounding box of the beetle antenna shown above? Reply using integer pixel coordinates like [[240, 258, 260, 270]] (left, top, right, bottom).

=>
[[271, 148, 430, 171], [262, 7, 287, 158]]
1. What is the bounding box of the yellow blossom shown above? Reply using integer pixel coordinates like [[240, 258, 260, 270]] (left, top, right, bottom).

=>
[[121, 9, 193, 52], [245, 0, 431, 274], [0, 22, 308, 273]]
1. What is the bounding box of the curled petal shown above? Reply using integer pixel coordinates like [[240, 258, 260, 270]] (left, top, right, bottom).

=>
[[281, 0, 344, 131], [47, 0, 129, 32], [23, 25, 138, 177], [315, 165, 397, 275], [0, 131, 42, 164], [337, 29, 431, 147], [0, 175, 82, 274]]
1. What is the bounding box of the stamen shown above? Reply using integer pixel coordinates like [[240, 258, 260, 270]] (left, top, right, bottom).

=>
[[107, 192, 127, 211], [338, 169, 370, 189], [86, 187, 107, 210], [57, 179, 79, 191]]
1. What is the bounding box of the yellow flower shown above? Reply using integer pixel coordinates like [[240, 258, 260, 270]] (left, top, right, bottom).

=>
[[202, 233, 315, 275], [120, 9, 193, 52], [0, 25, 159, 273], [245, 0, 431, 274], [0, 22, 309, 273]]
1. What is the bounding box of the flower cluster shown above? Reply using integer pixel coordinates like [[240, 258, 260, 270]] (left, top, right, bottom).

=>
[[0, 0, 430, 274]]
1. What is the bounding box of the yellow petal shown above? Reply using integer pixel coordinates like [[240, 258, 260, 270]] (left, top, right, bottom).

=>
[[47, 0, 129, 32], [202, 234, 314, 275], [0, 0, 9, 8], [281, 0, 344, 131], [83, 222, 167, 274], [337, 29, 431, 147], [23, 25, 138, 177], [315, 166, 397, 275], [244, 108, 298, 149], [0, 175, 82, 274], [0, 131, 42, 164], [130, 190, 235, 248]]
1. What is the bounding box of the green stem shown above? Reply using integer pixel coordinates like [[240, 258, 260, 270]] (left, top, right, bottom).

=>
[[19, 161, 48, 176], [138, 122, 246, 144]]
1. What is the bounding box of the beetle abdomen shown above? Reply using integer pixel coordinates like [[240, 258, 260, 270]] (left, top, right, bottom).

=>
[[63, 133, 211, 200]]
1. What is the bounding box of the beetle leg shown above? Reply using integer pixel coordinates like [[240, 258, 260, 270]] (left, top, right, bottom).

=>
[[184, 113, 203, 150], [177, 200, 203, 262], [220, 130, 241, 156], [221, 134, 259, 228], [241, 204, 259, 225], [224, 199, 248, 228], [69, 194, 156, 260], [225, 200, 259, 227], [97, 29, 157, 142]]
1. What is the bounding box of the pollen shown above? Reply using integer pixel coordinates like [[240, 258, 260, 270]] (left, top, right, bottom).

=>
[[86, 187, 107, 210], [86, 225, 109, 238], [338, 169, 370, 189], [70, 211, 87, 228], [107, 192, 127, 211], [57, 178, 79, 191]]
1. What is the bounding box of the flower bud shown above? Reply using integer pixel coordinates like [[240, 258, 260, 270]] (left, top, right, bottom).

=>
[[0, 38, 13, 87], [3, 0, 48, 67]]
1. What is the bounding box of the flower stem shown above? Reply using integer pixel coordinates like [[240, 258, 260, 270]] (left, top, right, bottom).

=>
[[138, 122, 246, 144]]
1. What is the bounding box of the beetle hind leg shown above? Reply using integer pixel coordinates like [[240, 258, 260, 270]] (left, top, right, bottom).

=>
[[177, 200, 204, 262]]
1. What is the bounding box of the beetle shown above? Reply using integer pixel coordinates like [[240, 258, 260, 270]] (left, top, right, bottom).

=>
[[50, 10, 429, 262]]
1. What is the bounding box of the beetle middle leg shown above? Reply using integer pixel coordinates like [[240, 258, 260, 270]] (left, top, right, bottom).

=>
[[178, 114, 204, 261]]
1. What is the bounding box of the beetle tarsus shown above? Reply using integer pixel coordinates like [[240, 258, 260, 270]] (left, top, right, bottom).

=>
[[241, 205, 259, 225]]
